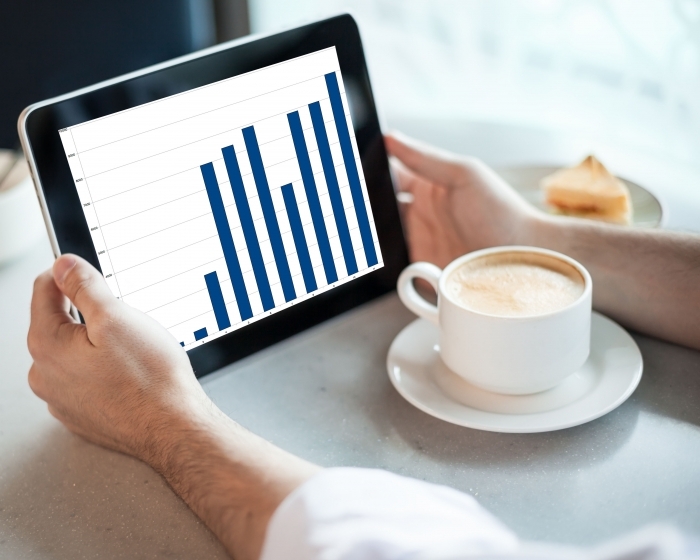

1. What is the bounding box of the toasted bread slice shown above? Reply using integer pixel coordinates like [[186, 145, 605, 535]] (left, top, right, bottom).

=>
[[541, 155, 632, 224]]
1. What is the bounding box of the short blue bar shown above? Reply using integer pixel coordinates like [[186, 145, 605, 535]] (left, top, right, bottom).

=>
[[200, 163, 253, 321], [324, 72, 378, 267], [194, 327, 208, 341], [308, 101, 358, 275], [281, 183, 317, 293], [204, 271, 231, 330], [241, 127, 297, 302], [287, 111, 338, 284], [180, 342, 185, 347], [221, 145, 274, 312]]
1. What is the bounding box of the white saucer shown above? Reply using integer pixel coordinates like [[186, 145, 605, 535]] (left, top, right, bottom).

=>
[[386, 312, 643, 433]]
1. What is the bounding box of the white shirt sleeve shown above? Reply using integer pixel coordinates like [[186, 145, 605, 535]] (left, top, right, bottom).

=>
[[259, 468, 699, 560]]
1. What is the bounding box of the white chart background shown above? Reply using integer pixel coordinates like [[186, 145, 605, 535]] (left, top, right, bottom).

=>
[[59, 47, 383, 348]]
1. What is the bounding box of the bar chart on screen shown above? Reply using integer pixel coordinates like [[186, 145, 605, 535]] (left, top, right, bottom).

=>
[[58, 47, 383, 348]]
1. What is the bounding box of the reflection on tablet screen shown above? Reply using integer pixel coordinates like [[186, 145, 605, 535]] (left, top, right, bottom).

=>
[[57, 47, 383, 349]]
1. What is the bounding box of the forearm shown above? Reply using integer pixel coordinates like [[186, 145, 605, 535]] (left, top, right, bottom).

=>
[[149, 405, 320, 560], [28, 256, 321, 559], [525, 215, 700, 350]]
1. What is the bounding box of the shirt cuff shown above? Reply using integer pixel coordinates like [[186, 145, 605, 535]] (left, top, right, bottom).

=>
[[260, 467, 518, 560]]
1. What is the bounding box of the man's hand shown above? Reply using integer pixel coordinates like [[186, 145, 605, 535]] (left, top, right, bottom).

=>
[[386, 132, 700, 350], [27, 254, 207, 467], [27, 255, 319, 560], [385, 133, 540, 267]]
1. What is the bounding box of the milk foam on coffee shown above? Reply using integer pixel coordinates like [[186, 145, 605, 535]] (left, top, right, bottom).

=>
[[446, 252, 584, 317]]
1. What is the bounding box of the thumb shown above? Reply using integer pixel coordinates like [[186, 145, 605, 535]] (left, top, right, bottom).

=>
[[53, 254, 117, 323], [385, 132, 467, 187]]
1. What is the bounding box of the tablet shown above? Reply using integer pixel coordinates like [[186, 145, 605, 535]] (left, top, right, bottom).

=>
[[19, 14, 408, 377]]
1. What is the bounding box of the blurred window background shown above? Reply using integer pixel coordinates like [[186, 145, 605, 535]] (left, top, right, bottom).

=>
[[250, 0, 700, 168]]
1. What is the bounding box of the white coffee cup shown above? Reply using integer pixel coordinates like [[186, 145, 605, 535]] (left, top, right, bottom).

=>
[[397, 246, 592, 395]]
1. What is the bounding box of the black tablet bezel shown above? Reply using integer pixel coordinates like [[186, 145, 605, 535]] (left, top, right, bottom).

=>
[[19, 14, 409, 377]]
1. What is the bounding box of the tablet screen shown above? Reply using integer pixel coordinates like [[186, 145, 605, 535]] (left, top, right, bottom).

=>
[[57, 47, 384, 349]]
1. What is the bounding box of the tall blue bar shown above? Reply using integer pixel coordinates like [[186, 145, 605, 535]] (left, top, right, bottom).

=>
[[287, 111, 338, 284], [241, 127, 297, 302], [308, 101, 358, 275], [221, 145, 275, 311], [204, 271, 231, 330], [324, 72, 378, 267], [281, 183, 317, 293], [194, 327, 208, 341], [200, 163, 253, 321]]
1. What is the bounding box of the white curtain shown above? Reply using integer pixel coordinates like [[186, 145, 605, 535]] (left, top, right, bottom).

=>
[[250, 0, 700, 167]]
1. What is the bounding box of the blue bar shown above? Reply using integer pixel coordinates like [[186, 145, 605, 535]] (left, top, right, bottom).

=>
[[204, 271, 231, 330], [200, 163, 253, 321], [221, 146, 275, 311], [241, 127, 297, 302], [281, 183, 317, 293], [194, 327, 208, 341], [308, 101, 358, 275], [180, 342, 185, 347], [287, 111, 338, 284], [324, 72, 378, 267]]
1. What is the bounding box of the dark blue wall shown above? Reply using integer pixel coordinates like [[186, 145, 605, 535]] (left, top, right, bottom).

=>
[[0, 0, 216, 148]]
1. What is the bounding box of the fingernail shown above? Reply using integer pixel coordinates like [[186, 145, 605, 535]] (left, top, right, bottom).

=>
[[396, 192, 415, 204], [54, 255, 77, 286]]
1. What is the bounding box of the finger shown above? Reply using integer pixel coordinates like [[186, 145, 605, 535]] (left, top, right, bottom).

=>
[[390, 158, 421, 194], [385, 133, 466, 187], [53, 254, 117, 324], [29, 270, 75, 348], [392, 163, 416, 207]]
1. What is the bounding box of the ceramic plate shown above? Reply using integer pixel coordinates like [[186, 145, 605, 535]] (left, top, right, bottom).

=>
[[497, 165, 664, 228]]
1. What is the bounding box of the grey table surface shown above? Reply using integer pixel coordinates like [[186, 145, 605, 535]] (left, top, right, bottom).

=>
[[2, 121, 700, 559]]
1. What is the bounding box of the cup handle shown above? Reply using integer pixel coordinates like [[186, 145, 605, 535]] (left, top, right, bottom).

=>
[[397, 262, 442, 325]]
